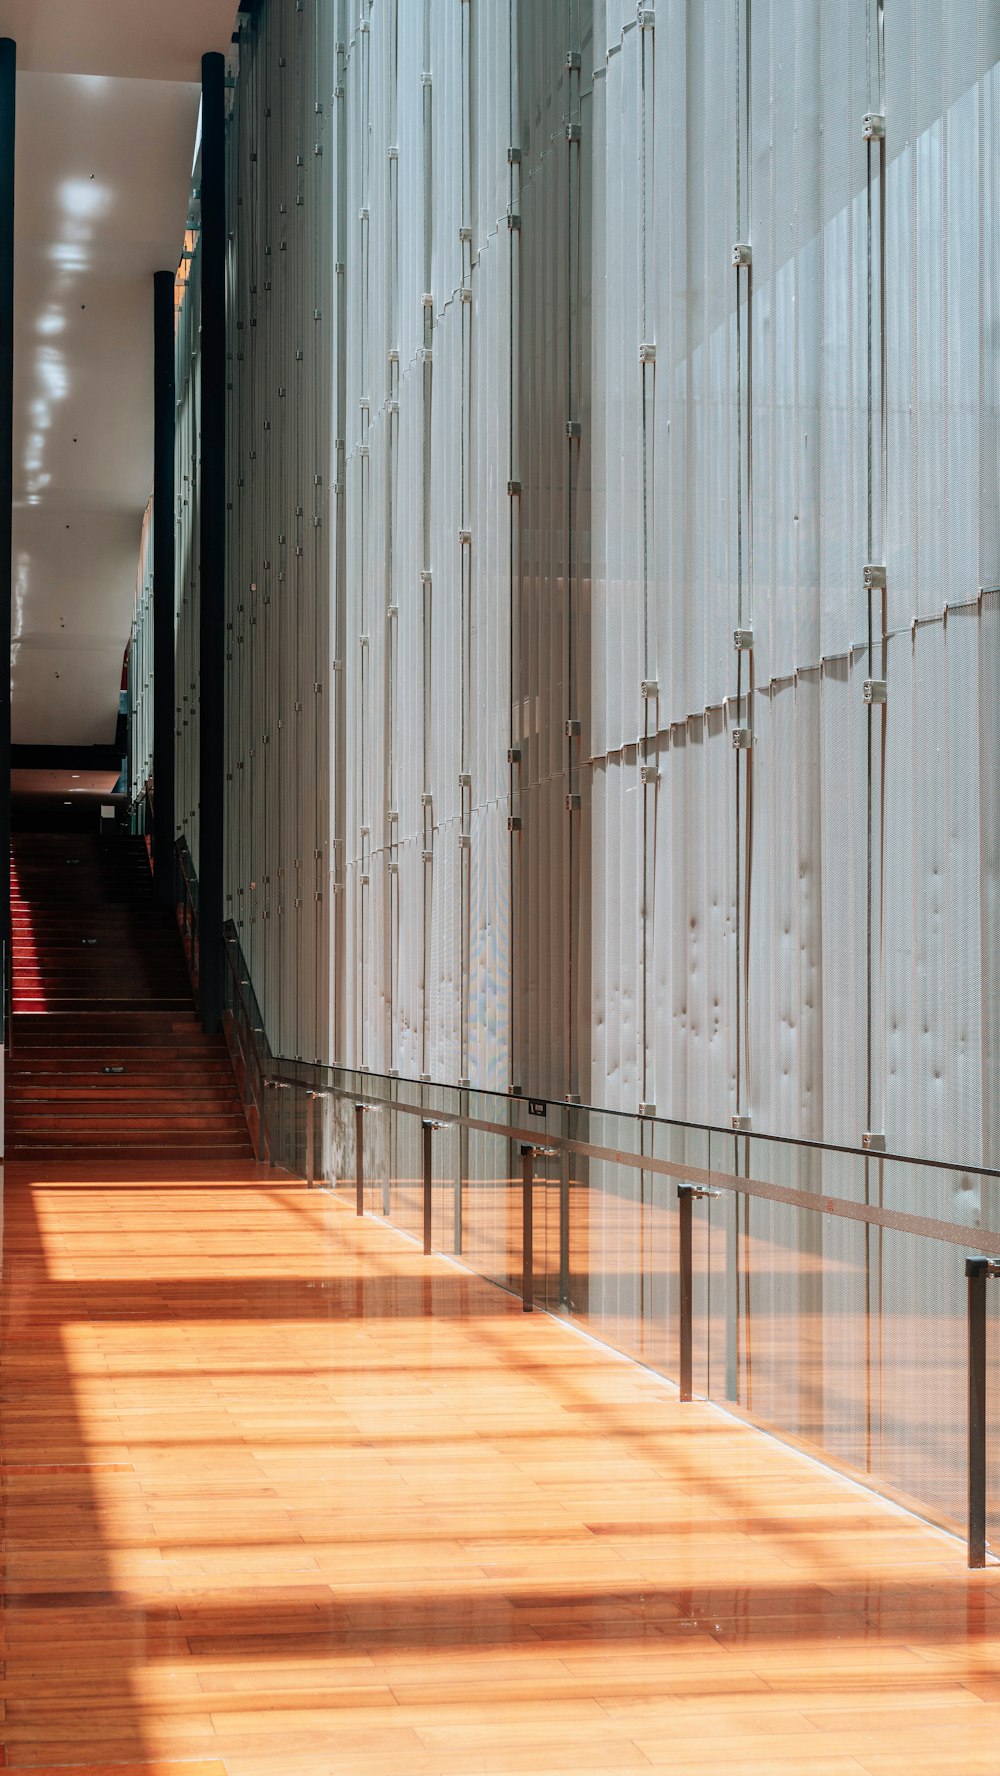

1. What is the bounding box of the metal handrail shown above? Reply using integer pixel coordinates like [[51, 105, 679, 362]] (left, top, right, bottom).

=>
[[260, 1054, 1000, 1184], [174, 835, 200, 1004], [264, 1065, 1000, 1259], [175, 834, 199, 917], [2, 930, 10, 1059], [222, 919, 271, 1083]]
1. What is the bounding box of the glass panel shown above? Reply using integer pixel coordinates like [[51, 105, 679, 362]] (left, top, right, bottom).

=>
[[988, 1280, 1000, 1553], [387, 1106, 422, 1240], [873, 1228, 965, 1526], [463, 1122, 521, 1298], [270, 1051, 1000, 1545]]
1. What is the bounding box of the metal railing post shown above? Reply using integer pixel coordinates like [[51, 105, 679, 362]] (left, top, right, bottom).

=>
[[521, 1145, 534, 1312], [422, 1120, 442, 1255], [263, 1080, 274, 1168], [967, 1255, 999, 1567], [355, 1103, 365, 1216], [678, 1185, 694, 1401], [454, 1125, 467, 1257], [520, 1145, 557, 1314], [677, 1184, 721, 1403], [559, 1150, 570, 1309], [306, 1092, 316, 1189], [255, 1074, 265, 1161]]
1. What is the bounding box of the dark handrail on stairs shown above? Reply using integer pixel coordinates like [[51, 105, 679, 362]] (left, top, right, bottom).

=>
[[221, 917, 274, 1162], [2, 928, 11, 1059], [174, 836, 200, 1006]]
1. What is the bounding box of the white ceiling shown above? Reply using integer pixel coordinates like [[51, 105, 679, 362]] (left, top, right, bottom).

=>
[[0, 0, 239, 746], [0, 0, 237, 84]]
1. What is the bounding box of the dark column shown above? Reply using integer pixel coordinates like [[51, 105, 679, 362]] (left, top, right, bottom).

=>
[[198, 51, 226, 1032], [152, 270, 176, 907], [0, 40, 14, 1023]]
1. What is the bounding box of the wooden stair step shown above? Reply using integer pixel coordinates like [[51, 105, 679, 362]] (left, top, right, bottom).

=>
[[7, 833, 254, 1160]]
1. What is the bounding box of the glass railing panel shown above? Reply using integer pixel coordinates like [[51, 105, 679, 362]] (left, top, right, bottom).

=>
[[207, 910, 1000, 1557], [386, 1094, 422, 1237], [872, 1224, 966, 1527], [461, 1117, 521, 1298], [322, 1089, 358, 1199], [649, 1121, 713, 1390], [429, 1115, 462, 1255], [704, 1177, 734, 1406], [559, 1105, 644, 1357], [722, 1135, 871, 1466], [988, 1281, 1000, 1553]]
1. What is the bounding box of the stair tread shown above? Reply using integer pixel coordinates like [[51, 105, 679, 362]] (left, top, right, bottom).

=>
[[7, 834, 254, 1159]]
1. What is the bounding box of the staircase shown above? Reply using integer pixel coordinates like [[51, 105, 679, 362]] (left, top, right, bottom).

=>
[[5, 832, 254, 1160]]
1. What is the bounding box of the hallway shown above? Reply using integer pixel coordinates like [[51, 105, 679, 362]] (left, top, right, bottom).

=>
[[2, 1155, 1000, 1775]]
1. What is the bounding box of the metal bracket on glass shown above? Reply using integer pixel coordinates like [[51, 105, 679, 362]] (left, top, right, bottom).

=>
[[966, 1257, 1000, 1568], [677, 1183, 722, 1401]]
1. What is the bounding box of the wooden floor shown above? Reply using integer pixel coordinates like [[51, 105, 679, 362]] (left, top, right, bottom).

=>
[[2, 1159, 1000, 1776]]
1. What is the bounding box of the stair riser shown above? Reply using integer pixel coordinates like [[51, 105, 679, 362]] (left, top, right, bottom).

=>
[[7, 834, 253, 1160]]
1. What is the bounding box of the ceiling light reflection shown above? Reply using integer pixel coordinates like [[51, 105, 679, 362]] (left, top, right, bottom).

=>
[[59, 177, 110, 222]]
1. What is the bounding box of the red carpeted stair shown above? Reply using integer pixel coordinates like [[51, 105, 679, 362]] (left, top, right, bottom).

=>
[[5, 832, 253, 1159]]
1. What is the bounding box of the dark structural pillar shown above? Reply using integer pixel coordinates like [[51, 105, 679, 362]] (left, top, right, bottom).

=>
[[0, 40, 14, 1021], [198, 51, 226, 1033], [152, 270, 176, 908]]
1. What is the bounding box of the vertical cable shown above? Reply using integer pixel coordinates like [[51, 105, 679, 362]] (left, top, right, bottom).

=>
[[358, 8, 371, 1066], [732, 0, 754, 1126], [507, 0, 521, 1094], [639, 15, 655, 1114], [384, 0, 400, 1073], [565, 0, 579, 1104], [459, 0, 473, 1088], [420, 0, 433, 1081], [333, 13, 348, 1065]]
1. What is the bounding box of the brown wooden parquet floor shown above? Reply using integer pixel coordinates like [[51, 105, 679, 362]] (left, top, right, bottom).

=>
[[2, 1157, 999, 1776]]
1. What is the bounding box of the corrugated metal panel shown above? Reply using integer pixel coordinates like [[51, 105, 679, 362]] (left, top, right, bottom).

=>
[[134, 0, 998, 1177], [222, 0, 334, 1063]]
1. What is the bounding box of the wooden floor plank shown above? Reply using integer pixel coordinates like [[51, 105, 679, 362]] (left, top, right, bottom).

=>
[[1, 1157, 997, 1775]]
